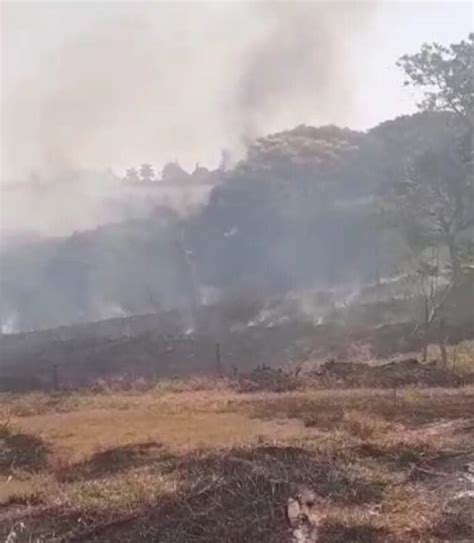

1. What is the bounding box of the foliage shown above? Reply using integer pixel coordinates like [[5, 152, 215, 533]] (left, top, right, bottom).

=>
[[2, 36, 473, 330], [124, 168, 139, 183], [191, 124, 400, 289], [2, 111, 466, 329], [392, 34, 474, 363], [394, 35, 474, 284], [395, 130, 473, 276], [397, 33, 474, 126], [139, 163, 155, 182]]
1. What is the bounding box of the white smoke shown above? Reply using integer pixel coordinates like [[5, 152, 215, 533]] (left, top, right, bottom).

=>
[[1, 2, 378, 235]]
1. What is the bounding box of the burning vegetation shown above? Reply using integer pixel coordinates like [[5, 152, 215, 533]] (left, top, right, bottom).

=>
[[0, 3, 473, 540]]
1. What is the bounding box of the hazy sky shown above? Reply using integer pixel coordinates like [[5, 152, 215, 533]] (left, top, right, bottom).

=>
[[1, 1, 472, 180]]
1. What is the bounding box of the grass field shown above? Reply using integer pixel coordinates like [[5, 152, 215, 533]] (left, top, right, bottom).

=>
[[1, 382, 473, 542]]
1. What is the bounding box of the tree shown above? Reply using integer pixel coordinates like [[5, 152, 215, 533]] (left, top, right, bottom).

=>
[[393, 35, 474, 365], [397, 136, 474, 281], [123, 168, 139, 183], [396, 34, 474, 282], [397, 33, 474, 127], [414, 250, 451, 365], [139, 163, 155, 182]]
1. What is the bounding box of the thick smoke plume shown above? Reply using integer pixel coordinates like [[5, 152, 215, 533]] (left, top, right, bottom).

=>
[[1, 2, 376, 235], [235, 2, 376, 142]]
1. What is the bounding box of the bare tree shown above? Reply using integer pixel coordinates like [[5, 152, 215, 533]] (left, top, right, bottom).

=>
[[415, 249, 452, 365]]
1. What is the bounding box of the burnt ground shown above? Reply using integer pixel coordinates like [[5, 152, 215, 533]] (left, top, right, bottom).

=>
[[1, 312, 474, 391]]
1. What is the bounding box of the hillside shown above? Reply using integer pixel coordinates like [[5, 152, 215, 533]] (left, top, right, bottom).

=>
[[1, 112, 459, 334]]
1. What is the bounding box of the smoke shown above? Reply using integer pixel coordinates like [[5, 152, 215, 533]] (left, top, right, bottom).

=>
[[234, 2, 376, 143], [1, 2, 377, 235]]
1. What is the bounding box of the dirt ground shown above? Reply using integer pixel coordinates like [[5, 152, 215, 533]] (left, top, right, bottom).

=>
[[0, 385, 473, 542]]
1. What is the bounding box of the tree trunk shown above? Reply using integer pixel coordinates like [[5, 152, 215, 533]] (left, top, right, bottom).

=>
[[215, 342, 222, 377], [438, 318, 448, 368], [422, 343, 428, 363], [447, 236, 461, 284], [422, 299, 429, 362]]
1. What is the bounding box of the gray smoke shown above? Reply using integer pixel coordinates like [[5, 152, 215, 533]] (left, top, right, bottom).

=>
[[234, 2, 376, 142], [1, 2, 376, 235]]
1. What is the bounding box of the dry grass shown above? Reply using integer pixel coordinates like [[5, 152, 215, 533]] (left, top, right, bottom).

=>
[[436, 341, 474, 375], [0, 385, 472, 542], [342, 411, 393, 440]]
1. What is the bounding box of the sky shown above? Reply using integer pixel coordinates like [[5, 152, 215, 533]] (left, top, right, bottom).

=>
[[1, 0, 472, 181]]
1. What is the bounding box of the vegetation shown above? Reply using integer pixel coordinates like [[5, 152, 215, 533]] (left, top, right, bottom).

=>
[[2, 35, 472, 334], [0, 384, 473, 542], [0, 32, 473, 543], [389, 34, 474, 364], [397, 33, 474, 125]]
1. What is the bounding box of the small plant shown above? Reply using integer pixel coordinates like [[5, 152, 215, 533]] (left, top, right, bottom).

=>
[[0, 417, 13, 438], [343, 411, 390, 440], [3, 490, 44, 507], [303, 415, 319, 428]]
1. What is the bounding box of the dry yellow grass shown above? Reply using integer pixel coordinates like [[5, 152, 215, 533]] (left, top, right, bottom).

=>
[[0, 385, 473, 542], [16, 409, 307, 461]]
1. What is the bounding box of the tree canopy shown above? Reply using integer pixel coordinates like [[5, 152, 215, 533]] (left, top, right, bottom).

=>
[[397, 33, 474, 127]]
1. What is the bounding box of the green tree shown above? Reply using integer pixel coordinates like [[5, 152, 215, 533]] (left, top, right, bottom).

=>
[[394, 35, 474, 365], [396, 34, 474, 282], [397, 33, 474, 127]]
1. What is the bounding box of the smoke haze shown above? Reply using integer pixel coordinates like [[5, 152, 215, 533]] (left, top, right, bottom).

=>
[[2, 2, 377, 181], [0, 2, 472, 334], [0, 1, 471, 236]]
